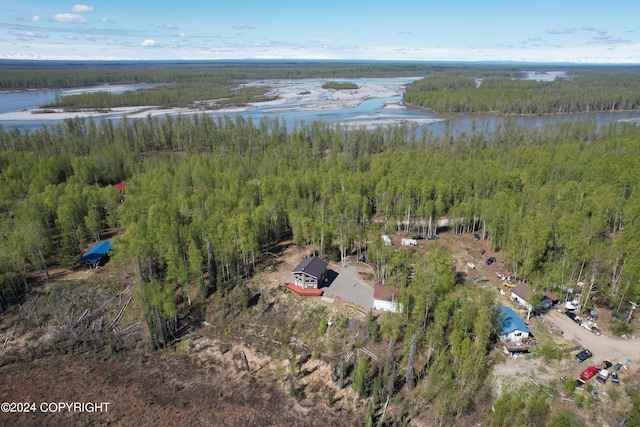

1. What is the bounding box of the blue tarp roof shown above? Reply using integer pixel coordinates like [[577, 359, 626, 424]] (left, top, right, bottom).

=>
[[81, 240, 112, 263], [499, 305, 532, 335]]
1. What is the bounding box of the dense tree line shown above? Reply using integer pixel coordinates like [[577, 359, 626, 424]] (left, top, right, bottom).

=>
[[405, 74, 640, 114], [41, 85, 274, 110], [1, 115, 639, 308], [0, 61, 530, 90]]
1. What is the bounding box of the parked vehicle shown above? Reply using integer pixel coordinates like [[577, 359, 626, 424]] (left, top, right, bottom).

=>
[[473, 233, 480, 240], [596, 368, 610, 383], [590, 388, 600, 401], [401, 238, 418, 247], [485, 257, 496, 265], [467, 262, 476, 269], [611, 371, 620, 385], [411, 235, 424, 240], [575, 349, 593, 362], [591, 326, 602, 336], [565, 311, 579, 323], [580, 366, 600, 381]]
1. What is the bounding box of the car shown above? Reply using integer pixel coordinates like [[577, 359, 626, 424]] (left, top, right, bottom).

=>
[[591, 326, 602, 336], [411, 235, 425, 240], [601, 360, 612, 369], [473, 233, 480, 241], [426, 235, 438, 240], [485, 257, 496, 265], [579, 366, 600, 381], [590, 388, 600, 401], [611, 371, 620, 385], [565, 311, 578, 322], [575, 349, 593, 362]]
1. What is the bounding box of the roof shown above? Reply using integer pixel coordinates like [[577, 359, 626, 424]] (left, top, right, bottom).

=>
[[291, 256, 327, 279], [374, 285, 400, 302], [81, 240, 113, 263], [114, 181, 127, 192], [511, 283, 530, 300], [499, 305, 532, 335]]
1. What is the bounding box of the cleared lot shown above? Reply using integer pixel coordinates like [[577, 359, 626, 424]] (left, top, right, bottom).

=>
[[545, 309, 637, 365]]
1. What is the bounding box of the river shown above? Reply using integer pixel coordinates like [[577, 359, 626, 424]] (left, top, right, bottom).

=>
[[1, 78, 639, 137]]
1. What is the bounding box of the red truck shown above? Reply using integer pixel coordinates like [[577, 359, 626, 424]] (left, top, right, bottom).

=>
[[576, 366, 600, 386]]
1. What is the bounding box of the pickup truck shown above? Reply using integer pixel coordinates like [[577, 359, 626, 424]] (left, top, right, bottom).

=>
[[575, 349, 593, 362], [579, 366, 600, 381]]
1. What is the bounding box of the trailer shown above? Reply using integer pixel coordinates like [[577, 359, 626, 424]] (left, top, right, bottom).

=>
[[401, 238, 418, 247]]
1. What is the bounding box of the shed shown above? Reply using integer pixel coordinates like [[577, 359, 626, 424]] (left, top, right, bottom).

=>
[[498, 305, 531, 341], [291, 256, 327, 289], [82, 240, 112, 265], [373, 285, 403, 313], [510, 283, 531, 309]]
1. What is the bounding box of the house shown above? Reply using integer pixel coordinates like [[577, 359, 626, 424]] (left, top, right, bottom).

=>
[[382, 235, 392, 246], [510, 283, 531, 309], [291, 256, 328, 289], [373, 285, 403, 313], [498, 305, 532, 341]]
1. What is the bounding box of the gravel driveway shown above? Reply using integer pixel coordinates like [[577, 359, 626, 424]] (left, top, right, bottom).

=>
[[545, 309, 638, 366], [322, 262, 374, 310]]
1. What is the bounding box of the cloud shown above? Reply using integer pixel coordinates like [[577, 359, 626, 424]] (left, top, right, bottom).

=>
[[547, 27, 574, 35], [51, 13, 87, 24], [17, 16, 40, 22], [11, 31, 47, 39], [164, 23, 179, 30], [141, 39, 157, 47], [71, 4, 95, 13], [99, 16, 113, 23], [232, 25, 256, 30], [178, 32, 186, 38]]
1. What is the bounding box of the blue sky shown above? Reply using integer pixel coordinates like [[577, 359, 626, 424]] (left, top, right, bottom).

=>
[[1, 1, 639, 62]]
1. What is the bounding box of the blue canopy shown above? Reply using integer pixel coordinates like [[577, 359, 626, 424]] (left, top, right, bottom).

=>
[[82, 240, 112, 263]]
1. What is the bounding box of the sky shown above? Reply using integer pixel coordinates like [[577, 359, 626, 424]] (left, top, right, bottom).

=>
[[1, 0, 639, 63]]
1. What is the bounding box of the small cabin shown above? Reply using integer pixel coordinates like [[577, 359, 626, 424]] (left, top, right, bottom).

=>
[[291, 256, 328, 289]]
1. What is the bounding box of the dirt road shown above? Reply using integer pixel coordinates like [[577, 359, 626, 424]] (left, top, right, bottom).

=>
[[545, 309, 639, 368]]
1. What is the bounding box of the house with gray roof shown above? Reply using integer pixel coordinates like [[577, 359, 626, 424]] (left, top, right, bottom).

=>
[[292, 256, 328, 289]]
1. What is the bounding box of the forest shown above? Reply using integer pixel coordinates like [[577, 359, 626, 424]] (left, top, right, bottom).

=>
[[1, 62, 640, 425], [404, 74, 640, 114]]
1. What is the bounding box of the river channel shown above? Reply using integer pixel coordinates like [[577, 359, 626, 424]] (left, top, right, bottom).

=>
[[1, 77, 639, 137]]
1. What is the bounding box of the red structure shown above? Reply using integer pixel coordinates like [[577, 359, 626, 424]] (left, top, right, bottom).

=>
[[113, 181, 127, 192], [284, 282, 323, 296]]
